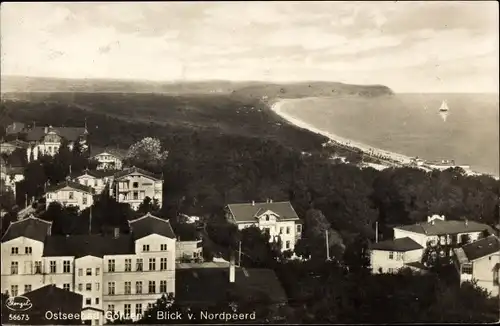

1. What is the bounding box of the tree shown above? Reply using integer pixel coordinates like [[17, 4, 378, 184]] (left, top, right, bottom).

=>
[[343, 234, 371, 275], [125, 137, 169, 173], [239, 226, 281, 268], [137, 196, 161, 215]]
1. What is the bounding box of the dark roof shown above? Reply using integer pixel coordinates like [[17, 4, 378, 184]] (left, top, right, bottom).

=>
[[370, 237, 423, 252], [395, 219, 490, 236], [90, 146, 127, 159], [73, 169, 117, 179], [1, 139, 29, 148], [114, 166, 162, 181], [25, 126, 87, 142], [175, 267, 288, 305], [1, 215, 52, 243], [5, 122, 26, 134], [22, 285, 83, 325], [129, 213, 176, 240], [43, 234, 135, 258], [462, 236, 500, 261], [227, 201, 300, 223], [46, 180, 95, 194]]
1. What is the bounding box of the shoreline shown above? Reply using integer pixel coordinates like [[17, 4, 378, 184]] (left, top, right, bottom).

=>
[[269, 98, 498, 179]]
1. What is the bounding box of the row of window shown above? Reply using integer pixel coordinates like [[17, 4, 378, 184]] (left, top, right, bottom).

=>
[[108, 302, 161, 317], [11, 247, 32, 255], [46, 192, 91, 204], [10, 256, 169, 275], [82, 179, 101, 187], [107, 280, 168, 295], [9, 284, 31, 296], [388, 252, 404, 261], [143, 244, 168, 252]]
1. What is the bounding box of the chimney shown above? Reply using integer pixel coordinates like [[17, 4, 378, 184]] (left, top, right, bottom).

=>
[[229, 255, 236, 283], [44, 126, 48, 134], [252, 200, 255, 206], [270, 199, 273, 203], [113, 227, 120, 239]]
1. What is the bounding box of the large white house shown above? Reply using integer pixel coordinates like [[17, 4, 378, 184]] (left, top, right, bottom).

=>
[[112, 167, 163, 211], [25, 126, 88, 162], [73, 170, 116, 195], [90, 147, 126, 171], [453, 235, 500, 297], [1, 213, 177, 325], [370, 214, 494, 274], [225, 200, 303, 252], [45, 181, 95, 211]]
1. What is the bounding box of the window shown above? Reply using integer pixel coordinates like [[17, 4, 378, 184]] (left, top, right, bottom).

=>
[[136, 259, 143, 271], [160, 258, 167, 271], [265, 215, 270, 221], [69, 191, 74, 199], [388, 268, 395, 274], [494, 269, 499, 285], [160, 280, 167, 293], [24, 284, 31, 294], [108, 282, 115, 295], [388, 251, 394, 260], [161, 244, 167, 251], [462, 264, 473, 274], [63, 261, 71, 273], [95, 283, 100, 291], [94, 320, 99, 326], [136, 281, 143, 294], [149, 258, 156, 271], [84, 180, 88, 186], [124, 304, 131, 318], [297, 224, 302, 233], [78, 284, 83, 291], [86, 283, 92, 291], [25, 247, 32, 255], [78, 268, 83, 276], [135, 303, 142, 316], [50, 261, 56, 273], [124, 281, 131, 295], [133, 191, 139, 200], [83, 196, 87, 205], [148, 281, 155, 294], [94, 180, 98, 187], [86, 268, 92, 276], [11, 262, 18, 274], [108, 304, 115, 313], [34, 261, 42, 274], [63, 283, 70, 291], [11, 247, 18, 255], [147, 303, 154, 310], [86, 298, 91, 305], [108, 259, 115, 272], [95, 298, 99, 305], [285, 241, 291, 249], [143, 245, 150, 252], [133, 182, 139, 188], [125, 259, 132, 272], [396, 252, 404, 261], [11, 285, 18, 297], [286, 227, 291, 234], [96, 268, 100, 276]]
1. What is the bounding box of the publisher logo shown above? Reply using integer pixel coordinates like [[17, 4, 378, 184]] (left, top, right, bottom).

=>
[[5, 296, 33, 312]]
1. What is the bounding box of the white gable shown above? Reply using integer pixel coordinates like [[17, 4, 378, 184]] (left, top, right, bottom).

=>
[[257, 210, 279, 221]]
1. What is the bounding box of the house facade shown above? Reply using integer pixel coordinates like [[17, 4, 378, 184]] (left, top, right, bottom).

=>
[[90, 147, 126, 171], [0, 166, 24, 197], [176, 240, 203, 262], [225, 200, 303, 252], [0, 140, 28, 155], [370, 214, 493, 274], [25, 126, 88, 162], [73, 170, 116, 195], [1, 213, 177, 325], [45, 181, 95, 210], [453, 235, 500, 297], [112, 167, 163, 211]]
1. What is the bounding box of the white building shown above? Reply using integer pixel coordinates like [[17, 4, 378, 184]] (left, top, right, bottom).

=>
[[45, 181, 95, 211], [1, 213, 177, 325], [25, 126, 88, 162], [90, 147, 126, 171], [225, 200, 303, 252], [453, 235, 500, 297], [112, 167, 163, 211], [73, 170, 116, 195], [370, 214, 494, 274], [0, 166, 24, 197]]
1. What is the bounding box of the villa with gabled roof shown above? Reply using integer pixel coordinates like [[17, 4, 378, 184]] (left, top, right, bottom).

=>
[[225, 200, 303, 252], [45, 180, 95, 210], [112, 167, 163, 210]]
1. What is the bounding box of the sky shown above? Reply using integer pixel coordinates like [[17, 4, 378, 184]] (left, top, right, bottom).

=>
[[1, 1, 498, 93]]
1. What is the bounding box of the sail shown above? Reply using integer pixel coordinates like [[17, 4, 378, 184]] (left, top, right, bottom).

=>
[[439, 100, 449, 112]]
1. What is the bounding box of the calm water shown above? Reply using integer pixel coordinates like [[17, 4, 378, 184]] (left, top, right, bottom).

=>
[[280, 94, 499, 176]]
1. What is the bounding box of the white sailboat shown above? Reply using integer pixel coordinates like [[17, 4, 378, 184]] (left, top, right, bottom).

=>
[[439, 100, 449, 122]]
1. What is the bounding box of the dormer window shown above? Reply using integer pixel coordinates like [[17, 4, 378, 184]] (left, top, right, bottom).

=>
[[265, 215, 270, 221], [69, 191, 74, 200]]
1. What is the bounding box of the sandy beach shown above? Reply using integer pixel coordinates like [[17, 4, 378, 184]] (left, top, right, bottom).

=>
[[270, 98, 415, 167]]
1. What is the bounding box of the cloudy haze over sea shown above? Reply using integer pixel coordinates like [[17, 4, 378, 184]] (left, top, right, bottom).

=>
[[1, 1, 498, 93]]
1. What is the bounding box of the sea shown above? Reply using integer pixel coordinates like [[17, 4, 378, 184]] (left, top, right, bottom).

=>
[[278, 93, 499, 177]]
